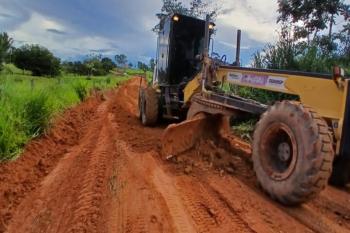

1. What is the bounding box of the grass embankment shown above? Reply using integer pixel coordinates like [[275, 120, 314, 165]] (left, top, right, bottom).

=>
[[0, 71, 129, 161]]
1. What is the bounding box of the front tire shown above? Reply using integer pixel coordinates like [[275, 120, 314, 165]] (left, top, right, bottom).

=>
[[252, 101, 334, 205], [139, 87, 159, 126]]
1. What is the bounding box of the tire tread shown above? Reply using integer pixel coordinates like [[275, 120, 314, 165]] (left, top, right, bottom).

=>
[[253, 101, 334, 205]]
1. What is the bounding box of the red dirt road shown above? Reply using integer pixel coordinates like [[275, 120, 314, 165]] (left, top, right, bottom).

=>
[[1, 78, 350, 233]]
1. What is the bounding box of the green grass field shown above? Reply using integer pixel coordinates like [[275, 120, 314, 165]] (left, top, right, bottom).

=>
[[0, 71, 129, 161]]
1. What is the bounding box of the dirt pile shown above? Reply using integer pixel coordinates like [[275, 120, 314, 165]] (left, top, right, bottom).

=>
[[166, 138, 254, 180]]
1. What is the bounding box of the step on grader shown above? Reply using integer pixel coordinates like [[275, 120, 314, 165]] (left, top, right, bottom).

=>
[[138, 14, 350, 205]]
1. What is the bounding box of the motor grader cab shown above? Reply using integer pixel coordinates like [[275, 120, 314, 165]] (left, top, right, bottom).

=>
[[139, 14, 214, 124], [139, 14, 350, 205]]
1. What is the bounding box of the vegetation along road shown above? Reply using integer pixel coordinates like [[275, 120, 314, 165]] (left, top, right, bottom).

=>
[[0, 64, 129, 161]]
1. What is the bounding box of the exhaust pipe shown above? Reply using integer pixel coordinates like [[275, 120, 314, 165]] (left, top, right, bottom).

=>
[[235, 29, 241, 67], [204, 15, 210, 56], [202, 15, 211, 92]]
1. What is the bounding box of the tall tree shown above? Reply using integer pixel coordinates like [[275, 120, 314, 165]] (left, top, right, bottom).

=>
[[137, 61, 149, 71], [154, 0, 220, 32], [0, 32, 13, 70], [149, 58, 156, 71], [254, 0, 350, 74], [101, 57, 116, 73], [336, 23, 350, 58], [13, 45, 60, 76], [277, 0, 349, 46], [115, 54, 128, 67], [160, 0, 189, 16]]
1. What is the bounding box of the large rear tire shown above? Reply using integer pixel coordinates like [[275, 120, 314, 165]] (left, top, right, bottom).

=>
[[139, 87, 159, 126], [252, 101, 334, 205]]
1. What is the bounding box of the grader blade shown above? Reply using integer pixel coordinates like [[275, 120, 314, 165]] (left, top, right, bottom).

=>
[[161, 114, 229, 159]]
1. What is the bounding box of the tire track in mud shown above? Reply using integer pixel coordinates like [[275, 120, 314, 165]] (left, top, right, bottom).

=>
[[106, 109, 174, 233], [110, 138, 190, 233], [176, 177, 255, 233], [67, 104, 114, 233], [110, 145, 155, 233], [313, 188, 350, 229], [205, 174, 314, 233], [196, 131, 350, 233], [152, 167, 198, 233], [201, 152, 350, 233]]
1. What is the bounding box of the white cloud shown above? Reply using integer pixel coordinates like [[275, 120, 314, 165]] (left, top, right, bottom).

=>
[[217, 0, 279, 43], [2, 0, 275, 64], [41, 17, 65, 32], [9, 12, 121, 59]]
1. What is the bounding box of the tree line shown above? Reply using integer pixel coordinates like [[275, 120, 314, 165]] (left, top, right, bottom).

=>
[[252, 0, 350, 74], [0, 33, 155, 77]]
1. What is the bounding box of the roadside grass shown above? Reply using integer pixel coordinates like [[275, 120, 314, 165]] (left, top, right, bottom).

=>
[[0, 74, 129, 161], [0, 63, 32, 76]]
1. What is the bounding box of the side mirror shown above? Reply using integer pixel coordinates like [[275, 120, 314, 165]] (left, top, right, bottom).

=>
[[333, 66, 346, 88], [333, 66, 345, 79]]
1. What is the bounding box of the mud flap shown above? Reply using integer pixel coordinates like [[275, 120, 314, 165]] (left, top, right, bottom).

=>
[[161, 114, 229, 159]]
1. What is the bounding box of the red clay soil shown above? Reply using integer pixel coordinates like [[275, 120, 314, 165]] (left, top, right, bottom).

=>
[[0, 78, 350, 233]]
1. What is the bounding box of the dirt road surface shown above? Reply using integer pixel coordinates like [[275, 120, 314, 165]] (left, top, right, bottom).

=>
[[1, 78, 350, 233]]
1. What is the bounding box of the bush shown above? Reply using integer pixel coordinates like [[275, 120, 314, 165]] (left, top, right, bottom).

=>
[[106, 76, 111, 84], [23, 92, 52, 137], [228, 84, 299, 105], [0, 111, 26, 160], [61, 57, 116, 76], [13, 44, 61, 77], [231, 118, 258, 141], [73, 82, 88, 101]]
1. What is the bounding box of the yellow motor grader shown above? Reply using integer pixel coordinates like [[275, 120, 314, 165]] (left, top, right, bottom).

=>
[[138, 14, 350, 205]]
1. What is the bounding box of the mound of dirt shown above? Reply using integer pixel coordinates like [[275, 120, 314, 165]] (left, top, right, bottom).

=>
[[166, 137, 255, 181]]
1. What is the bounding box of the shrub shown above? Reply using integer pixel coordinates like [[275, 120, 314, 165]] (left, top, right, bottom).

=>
[[106, 76, 111, 84], [13, 44, 61, 77], [73, 82, 88, 101], [0, 112, 25, 160], [227, 84, 299, 105], [23, 92, 52, 137]]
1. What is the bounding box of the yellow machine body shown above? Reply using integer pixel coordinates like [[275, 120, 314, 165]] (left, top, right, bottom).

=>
[[184, 64, 349, 154]]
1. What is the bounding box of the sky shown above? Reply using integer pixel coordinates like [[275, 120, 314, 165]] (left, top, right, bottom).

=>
[[0, 0, 335, 66]]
